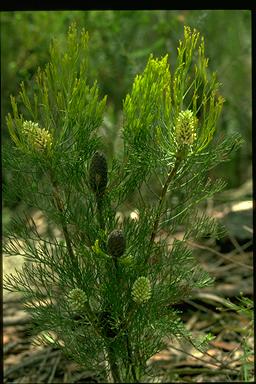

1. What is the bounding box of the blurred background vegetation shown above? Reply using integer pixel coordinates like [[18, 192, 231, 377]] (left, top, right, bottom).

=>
[[1, 10, 252, 211]]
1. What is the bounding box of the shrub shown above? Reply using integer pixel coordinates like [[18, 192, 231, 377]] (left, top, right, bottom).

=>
[[3, 24, 242, 382]]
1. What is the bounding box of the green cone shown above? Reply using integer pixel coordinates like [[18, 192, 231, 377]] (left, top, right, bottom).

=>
[[132, 276, 151, 304], [89, 151, 108, 196], [68, 288, 88, 312], [107, 229, 126, 258]]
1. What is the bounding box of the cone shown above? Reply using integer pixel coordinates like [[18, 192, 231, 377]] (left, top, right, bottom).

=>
[[132, 276, 151, 304], [89, 151, 108, 196], [68, 288, 88, 312], [107, 229, 126, 258]]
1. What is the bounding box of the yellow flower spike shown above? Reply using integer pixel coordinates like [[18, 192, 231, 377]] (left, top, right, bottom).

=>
[[22, 120, 53, 154], [175, 109, 197, 147]]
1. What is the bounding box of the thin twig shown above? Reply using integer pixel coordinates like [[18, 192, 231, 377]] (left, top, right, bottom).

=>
[[47, 353, 61, 383], [4, 348, 59, 377], [148, 157, 181, 253], [125, 332, 138, 382], [167, 343, 240, 373], [51, 181, 75, 262], [186, 240, 253, 270], [188, 337, 237, 370], [96, 195, 105, 230], [167, 344, 221, 369], [161, 366, 239, 376]]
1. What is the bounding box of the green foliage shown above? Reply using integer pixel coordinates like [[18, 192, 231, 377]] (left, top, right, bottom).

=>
[[3, 24, 242, 383], [121, 26, 226, 204], [1, 10, 251, 191]]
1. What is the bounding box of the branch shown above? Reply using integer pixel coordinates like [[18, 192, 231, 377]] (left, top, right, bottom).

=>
[[96, 195, 105, 230], [148, 155, 182, 253]]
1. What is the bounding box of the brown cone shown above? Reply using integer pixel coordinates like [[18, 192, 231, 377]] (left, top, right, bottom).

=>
[[107, 230, 126, 258], [89, 151, 108, 196]]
